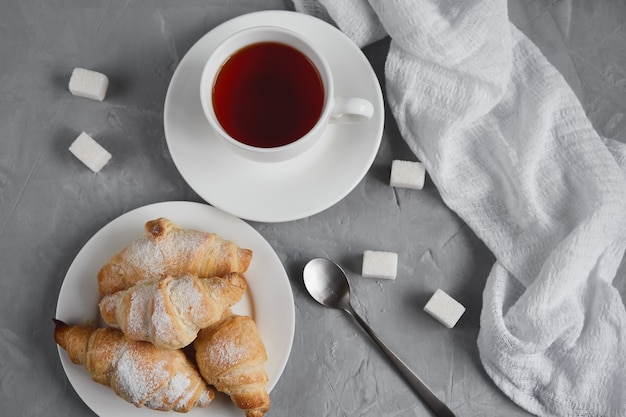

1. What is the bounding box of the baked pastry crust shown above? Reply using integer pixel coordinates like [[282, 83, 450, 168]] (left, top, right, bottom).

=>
[[97, 217, 253, 296], [195, 314, 270, 417], [99, 272, 247, 349], [53, 320, 214, 412]]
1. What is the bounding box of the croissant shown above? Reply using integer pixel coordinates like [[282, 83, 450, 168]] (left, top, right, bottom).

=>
[[53, 320, 214, 412], [98, 217, 253, 296], [99, 272, 247, 350], [194, 314, 270, 417]]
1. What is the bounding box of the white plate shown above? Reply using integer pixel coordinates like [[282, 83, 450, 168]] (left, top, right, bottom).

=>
[[55, 201, 295, 417], [164, 10, 384, 223]]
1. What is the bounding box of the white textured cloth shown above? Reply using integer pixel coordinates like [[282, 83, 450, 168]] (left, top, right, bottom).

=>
[[292, 1, 626, 416]]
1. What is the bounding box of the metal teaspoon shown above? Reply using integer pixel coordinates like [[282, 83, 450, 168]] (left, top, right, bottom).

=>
[[302, 258, 456, 417]]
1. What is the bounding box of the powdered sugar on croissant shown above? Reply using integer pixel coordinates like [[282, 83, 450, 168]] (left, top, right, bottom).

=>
[[53, 320, 214, 412], [99, 272, 247, 350], [97, 217, 253, 296], [195, 314, 270, 417]]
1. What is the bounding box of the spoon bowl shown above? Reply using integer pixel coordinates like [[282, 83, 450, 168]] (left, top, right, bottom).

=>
[[302, 257, 351, 310], [302, 258, 456, 417]]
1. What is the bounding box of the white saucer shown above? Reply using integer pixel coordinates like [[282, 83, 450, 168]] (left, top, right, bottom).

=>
[[164, 10, 384, 223]]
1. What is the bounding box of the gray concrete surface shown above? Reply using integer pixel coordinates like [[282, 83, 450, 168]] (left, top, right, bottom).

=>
[[1, 1, 624, 416]]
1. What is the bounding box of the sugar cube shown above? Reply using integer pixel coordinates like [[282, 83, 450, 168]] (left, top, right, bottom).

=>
[[69, 132, 112, 173], [68, 68, 109, 101], [390, 160, 425, 190], [423, 289, 466, 328], [362, 250, 398, 279]]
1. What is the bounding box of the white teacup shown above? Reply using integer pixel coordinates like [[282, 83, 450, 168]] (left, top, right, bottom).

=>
[[200, 26, 374, 163]]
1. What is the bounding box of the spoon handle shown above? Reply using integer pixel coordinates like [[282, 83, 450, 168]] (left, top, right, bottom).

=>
[[346, 305, 456, 417]]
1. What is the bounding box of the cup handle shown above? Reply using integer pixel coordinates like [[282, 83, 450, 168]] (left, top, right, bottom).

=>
[[330, 97, 374, 124]]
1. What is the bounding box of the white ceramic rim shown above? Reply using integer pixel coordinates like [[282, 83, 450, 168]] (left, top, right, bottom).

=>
[[55, 201, 295, 416], [199, 25, 334, 159], [163, 10, 385, 222]]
